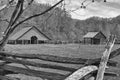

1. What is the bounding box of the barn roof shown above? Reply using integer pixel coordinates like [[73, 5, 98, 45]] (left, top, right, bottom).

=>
[[9, 26, 51, 40], [9, 27, 32, 40], [83, 32, 99, 38]]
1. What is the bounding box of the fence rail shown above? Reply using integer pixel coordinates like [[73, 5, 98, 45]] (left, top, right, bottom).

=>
[[0, 45, 120, 80]]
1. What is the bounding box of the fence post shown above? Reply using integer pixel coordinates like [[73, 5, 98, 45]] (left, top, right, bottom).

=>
[[96, 35, 116, 80]]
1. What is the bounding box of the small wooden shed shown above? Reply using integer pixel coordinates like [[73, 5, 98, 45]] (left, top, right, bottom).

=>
[[83, 31, 106, 44], [8, 26, 51, 44]]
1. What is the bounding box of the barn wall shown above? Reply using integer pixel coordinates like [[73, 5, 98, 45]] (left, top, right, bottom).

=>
[[94, 32, 106, 44], [83, 32, 106, 44], [84, 38, 92, 44]]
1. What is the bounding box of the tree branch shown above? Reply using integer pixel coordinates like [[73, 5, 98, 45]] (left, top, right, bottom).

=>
[[0, 0, 14, 11], [11, 0, 64, 33], [0, 0, 64, 51], [0, 0, 24, 51]]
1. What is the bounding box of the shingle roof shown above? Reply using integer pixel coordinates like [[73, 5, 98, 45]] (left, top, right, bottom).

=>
[[83, 32, 99, 38], [9, 27, 32, 40], [9, 26, 51, 40]]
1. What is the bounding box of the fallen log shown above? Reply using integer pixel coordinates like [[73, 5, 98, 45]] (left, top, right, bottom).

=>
[[0, 75, 20, 80], [96, 36, 115, 80], [104, 72, 119, 77], [65, 65, 119, 80], [0, 58, 117, 78], [0, 62, 15, 75], [0, 63, 118, 80], [0, 64, 66, 80], [65, 65, 98, 80], [0, 57, 76, 72], [109, 47, 120, 59], [0, 51, 118, 67]]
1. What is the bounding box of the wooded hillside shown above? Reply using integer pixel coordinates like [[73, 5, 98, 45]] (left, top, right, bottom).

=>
[[0, 1, 120, 41]]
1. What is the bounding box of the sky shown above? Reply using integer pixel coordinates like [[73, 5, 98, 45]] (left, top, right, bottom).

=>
[[0, 0, 120, 20], [35, 0, 120, 20]]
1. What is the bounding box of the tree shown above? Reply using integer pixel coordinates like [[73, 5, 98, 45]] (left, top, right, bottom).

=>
[[0, 0, 64, 50]]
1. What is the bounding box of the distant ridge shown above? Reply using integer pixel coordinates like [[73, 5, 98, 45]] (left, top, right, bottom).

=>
[[0, 1, 120, 41]]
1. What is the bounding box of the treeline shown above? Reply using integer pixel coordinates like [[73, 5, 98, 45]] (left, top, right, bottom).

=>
[[0, 1, 120, 41], [75, 16, 120, 40]]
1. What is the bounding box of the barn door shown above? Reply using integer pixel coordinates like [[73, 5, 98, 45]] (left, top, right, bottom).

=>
[[31, 36, 38, 44], [94, 39, 100, 44]]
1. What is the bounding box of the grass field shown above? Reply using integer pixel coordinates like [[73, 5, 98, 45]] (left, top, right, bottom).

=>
[[4, 44, 120, 80]]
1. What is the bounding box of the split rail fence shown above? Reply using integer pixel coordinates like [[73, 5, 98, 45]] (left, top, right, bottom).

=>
[[0, 43, 120, 80]]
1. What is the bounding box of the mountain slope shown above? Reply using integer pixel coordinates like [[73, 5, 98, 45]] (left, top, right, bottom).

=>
[[0, 2, 120, 41]]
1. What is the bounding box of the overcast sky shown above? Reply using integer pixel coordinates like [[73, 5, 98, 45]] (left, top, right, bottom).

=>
[[1, 0, 120, 20], [35, 0, 120, 20]]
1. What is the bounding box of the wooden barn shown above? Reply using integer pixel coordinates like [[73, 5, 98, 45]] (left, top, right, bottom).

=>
[[8, 26, 51, 44], [83, 31, 106, 44]]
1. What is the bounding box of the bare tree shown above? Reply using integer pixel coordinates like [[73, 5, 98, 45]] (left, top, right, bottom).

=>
[[0, 0, 64, 50]]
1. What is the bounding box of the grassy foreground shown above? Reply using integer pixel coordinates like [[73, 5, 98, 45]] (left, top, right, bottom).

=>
[[4, 44, 120, 80]]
